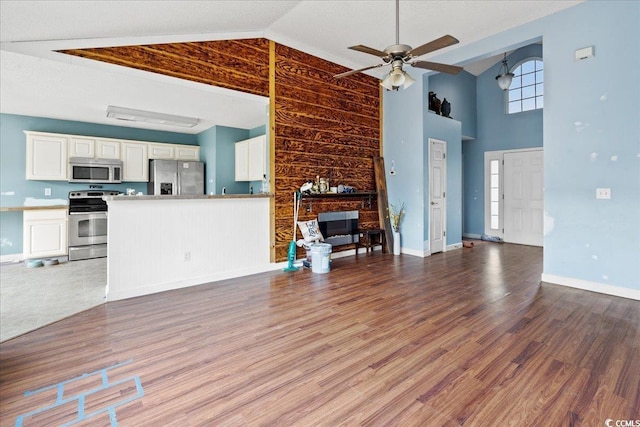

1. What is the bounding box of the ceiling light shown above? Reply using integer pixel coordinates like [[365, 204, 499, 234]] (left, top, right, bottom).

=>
[[380, 59, 415, 91], [106, 106, 199, 128], [402, 72, 415, 89], [495, 52, 514, 90]]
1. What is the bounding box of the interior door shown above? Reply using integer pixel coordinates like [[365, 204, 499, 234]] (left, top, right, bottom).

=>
[[503, 150, 543, 246], [429, 139, 447, 254]]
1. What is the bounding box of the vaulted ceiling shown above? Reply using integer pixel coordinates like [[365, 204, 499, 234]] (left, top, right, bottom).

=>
[[0, 0, 582, 133]]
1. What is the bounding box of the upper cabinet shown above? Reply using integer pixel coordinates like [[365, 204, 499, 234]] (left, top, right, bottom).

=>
[[235, 135, 266, 181], [148, 143, 174, 160], [148, 143, 199, 161], [69, 137, 121, 159], [68, 137, 95, 158], [175, 145, 200, 161], [96, 139, 121, 159], [25, 131, 199, 182], [25, 132, 68, 180], [121, 142, 149, 182]]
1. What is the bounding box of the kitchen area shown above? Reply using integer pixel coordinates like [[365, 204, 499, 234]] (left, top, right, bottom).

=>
[[0, 119, 270, 341]]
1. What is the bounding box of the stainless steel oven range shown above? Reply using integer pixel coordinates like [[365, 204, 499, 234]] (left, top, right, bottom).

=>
[[68, 190, 120, 261]]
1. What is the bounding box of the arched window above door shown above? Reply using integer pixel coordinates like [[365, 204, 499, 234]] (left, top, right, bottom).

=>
[[507, 58, 543, 114]]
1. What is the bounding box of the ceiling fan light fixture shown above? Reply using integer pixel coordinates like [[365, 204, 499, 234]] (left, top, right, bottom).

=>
[[402, 71, 415, 89], [389, 67, 406, 87], [495, 53, 514, 90], [380, 73, 395, 90], [380, 57, 415, 91]]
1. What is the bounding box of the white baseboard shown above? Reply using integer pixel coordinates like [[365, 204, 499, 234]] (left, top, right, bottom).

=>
[[402, 247, 428, 257], [108, 262, 277, 301], [0, 253, 22, 264], [541, 273, 640, 301], [463, 233, 482, 239], [447, 243, 463, 251]]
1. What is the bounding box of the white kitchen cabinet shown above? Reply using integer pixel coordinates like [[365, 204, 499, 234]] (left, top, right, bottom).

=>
[[235, 135, 265, 181], [121, 142, 148, 182], [23, 209, 68, 259], [175, 145, 200, 161], [95, 139, 121, 159], [25, 131, 68, 180], [25, 131, 197, 182], [148, 143, 199, 160], [69, 137, 120, 160], [69, 137, 95, 158], [148, 143, 175, 160]]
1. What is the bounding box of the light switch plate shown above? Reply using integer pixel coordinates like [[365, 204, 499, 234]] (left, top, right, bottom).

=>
[[596, 188, 611, 199], [44, 188, 51, 196]]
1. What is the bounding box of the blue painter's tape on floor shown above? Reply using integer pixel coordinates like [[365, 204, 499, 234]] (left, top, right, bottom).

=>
[[15, 359, 144, 427]]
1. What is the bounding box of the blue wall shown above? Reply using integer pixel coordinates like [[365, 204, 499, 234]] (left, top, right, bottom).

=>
[[383, 74, 427, 252], [422, 1, 639, 292], [383, 72, 463, 254], [210, 126, 251, 195], [428, 70, 477, 139], [463, 44, 544, 237], [197, 125, 217, 195], [540, 2, 639, 290], [424, 113, 463, 247]]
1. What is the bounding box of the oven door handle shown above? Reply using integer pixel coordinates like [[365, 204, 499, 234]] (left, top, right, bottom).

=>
[[69, 211, 108, 216]]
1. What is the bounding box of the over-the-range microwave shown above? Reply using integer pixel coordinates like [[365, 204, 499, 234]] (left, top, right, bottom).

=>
[[68, 157, 123, 184]]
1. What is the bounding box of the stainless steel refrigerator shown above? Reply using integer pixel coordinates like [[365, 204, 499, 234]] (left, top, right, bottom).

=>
[[148, 160, 205, 195]]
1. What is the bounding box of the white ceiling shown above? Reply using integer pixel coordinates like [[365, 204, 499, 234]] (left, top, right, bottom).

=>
[[0, 0, 582, 134]]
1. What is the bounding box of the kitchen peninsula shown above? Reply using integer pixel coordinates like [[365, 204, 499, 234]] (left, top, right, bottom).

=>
[[103, 194, 273, 301]]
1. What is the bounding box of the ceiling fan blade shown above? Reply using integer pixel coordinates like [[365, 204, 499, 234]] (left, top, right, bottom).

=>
[[334, 63, 386, 79], [411, 60, 463, 75], [348, 45, 389, 59], [406, 35, 460, 58]]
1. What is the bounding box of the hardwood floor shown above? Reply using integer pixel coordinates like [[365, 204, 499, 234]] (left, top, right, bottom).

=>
[[1, 242, 638, 426]]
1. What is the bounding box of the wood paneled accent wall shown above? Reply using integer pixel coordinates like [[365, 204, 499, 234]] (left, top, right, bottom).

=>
[[60, 39, 270, 97], [272, 44, 381, 260], [61, 38, 381, 262]]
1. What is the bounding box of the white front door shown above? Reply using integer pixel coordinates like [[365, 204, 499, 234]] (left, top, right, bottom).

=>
[[503, 150, 543, 246], [429, 139, 447, 254]]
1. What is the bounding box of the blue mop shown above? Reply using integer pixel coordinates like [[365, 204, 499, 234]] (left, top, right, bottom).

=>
[[283, 191, 301, 272]]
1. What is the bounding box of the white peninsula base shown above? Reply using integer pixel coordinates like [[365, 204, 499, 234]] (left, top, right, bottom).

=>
[[105, 195, 273, 301]]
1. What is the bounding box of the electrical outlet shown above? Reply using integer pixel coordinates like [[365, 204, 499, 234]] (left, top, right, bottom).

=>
[[596, 188, 611, 199], [44, 188, 51, 196], [184, 251, 191, 261]]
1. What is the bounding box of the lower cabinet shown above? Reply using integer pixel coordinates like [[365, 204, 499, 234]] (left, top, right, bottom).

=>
[[23, 209, 68, 259]]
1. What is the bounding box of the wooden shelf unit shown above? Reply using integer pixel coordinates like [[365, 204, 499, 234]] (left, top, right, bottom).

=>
[[300, 191, 376, 212]]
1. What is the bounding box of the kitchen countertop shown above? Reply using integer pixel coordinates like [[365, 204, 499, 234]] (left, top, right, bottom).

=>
[[0, 205, 68, 212], [103, 193, 272, 202]]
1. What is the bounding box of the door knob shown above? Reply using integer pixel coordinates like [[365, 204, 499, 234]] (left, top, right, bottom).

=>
[[431, 201, 436, 205]]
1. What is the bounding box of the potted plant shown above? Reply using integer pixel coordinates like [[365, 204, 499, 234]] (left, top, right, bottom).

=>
[[388, 202, 405, 255]]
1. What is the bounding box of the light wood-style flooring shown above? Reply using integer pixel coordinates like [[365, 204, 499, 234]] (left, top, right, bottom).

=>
[[1, 242, 638, 426]]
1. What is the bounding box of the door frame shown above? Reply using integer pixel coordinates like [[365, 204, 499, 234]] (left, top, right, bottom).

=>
[[429, 138, 447, 254], [483, 147, 542, 239]]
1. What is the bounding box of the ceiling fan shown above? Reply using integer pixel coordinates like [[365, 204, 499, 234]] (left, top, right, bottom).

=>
[[334, 0, 463, 90]]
